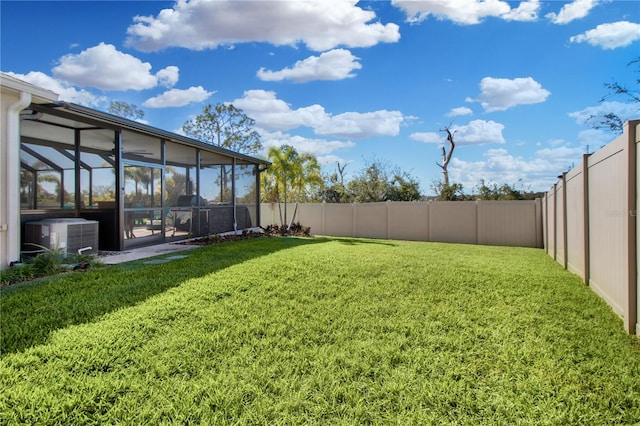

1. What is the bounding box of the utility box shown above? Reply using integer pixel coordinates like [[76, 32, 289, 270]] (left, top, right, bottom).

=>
[[24, 218, 99, 256]]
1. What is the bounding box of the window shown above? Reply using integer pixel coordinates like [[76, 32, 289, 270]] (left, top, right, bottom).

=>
[[20, 142, 75, 209], [200, 150, 232, 205]]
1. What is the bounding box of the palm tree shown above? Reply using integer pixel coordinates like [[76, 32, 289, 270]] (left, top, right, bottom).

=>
[[265, 145, 296, 227], [288, 152, 322, 228], [264, 145, 321, 228]]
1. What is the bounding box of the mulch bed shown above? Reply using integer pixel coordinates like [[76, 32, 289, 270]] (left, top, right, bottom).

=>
[[179, 224, 311, 246]]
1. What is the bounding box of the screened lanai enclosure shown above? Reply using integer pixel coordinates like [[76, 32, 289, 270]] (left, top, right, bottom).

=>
[[19, 102, 268, 253]]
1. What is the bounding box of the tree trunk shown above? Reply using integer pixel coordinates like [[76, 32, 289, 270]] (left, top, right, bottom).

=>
[[437, 128, 455, 187], [283, 172, 287, 228], [441, 146, 450, 187]]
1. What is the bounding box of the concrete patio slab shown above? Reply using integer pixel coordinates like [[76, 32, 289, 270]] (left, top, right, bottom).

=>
[[99, 243, 197, 265]]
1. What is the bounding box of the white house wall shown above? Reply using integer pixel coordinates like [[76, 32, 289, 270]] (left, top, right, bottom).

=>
[[0, 74, 58, 270]]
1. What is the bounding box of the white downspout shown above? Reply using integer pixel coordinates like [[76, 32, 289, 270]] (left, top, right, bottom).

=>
[[6, 91, 31, 264], [232, 157, 238, 234]]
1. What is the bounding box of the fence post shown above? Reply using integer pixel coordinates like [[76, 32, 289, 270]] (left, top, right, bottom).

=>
[[562, 172, 568, 270], [475, 200, 480, 245], [352, 203, 356, 238], [625, 122, 638, 335], [544, 192, 548, 254], [426, 202, 431, 242], [582, 154, 591, 286], [553, 183, 558, 262], [386, 201, 390, 240]]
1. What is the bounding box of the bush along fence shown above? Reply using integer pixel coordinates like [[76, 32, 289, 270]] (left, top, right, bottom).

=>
[[543, 120, 640, 336], [261, 199, 543, 248]]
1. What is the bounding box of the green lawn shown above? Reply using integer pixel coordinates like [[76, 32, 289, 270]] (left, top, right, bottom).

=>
[[1, 237, 639, 424]]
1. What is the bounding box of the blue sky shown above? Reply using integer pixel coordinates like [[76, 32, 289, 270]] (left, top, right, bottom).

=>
[[2, 0, 639, 194]]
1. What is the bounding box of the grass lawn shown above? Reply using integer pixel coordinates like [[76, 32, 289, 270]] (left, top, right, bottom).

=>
[[1, 237, 639, 424]]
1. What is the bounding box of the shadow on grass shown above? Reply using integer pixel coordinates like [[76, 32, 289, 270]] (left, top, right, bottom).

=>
[[1, 236, 329, 355], [333, 237, 399, 247]]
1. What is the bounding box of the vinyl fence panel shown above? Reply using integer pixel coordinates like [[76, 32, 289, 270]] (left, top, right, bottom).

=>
[[587, 135, 628, 318], [261, 200, 542, 248], [354, 203, 388, 239], [387, 202, 429, 241], [477, 200, 542, 247], [565, 164, 586, 279], [543, 120, 640, 335]]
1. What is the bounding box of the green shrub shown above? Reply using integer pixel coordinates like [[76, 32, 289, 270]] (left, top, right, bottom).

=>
[[0, 263, 35, 287], [29, 246, 64, 276], [1, 247, 103, 287]]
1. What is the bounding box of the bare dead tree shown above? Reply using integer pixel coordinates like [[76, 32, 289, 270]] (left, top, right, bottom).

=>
[[436, 127, 456, 187], [336, 161, 348, 186]]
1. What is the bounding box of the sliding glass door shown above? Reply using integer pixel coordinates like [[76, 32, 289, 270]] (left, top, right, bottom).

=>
[[123, 162, 163, 248]]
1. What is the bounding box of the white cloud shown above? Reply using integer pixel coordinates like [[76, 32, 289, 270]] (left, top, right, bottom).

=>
[[410, 132, 443, 144], [5, 71, 105, 107], [411, 120, 505, 145], [233, 90, 325, 131], [232, 90, 405, 139], [446, 106, 473, 117], [259, 130, 355, 161], [257, 49, 362, 83], [546, 0, 599, 25], [262, 132, 355, 155], [502, 0, 540, 22], [142, 86, 213, 108], [569, 101, 640, 125], [52, 43, 179, 91], [576, 129, 615, 151], [472, 77, 550, 112], [549, 139, 567, 147], [535, 145, 585, 161], [156, 66, 179, 88], [316, 110, 405, 139], [570, 21, 640, 50], [315, 155, 349, 167], [391, 0, 539, 25], [451, 120, 505, 144], [449, 144, 584, 192], [126, 0, 400, 52]]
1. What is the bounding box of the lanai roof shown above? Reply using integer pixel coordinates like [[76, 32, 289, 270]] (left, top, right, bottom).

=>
[[25, 100, 270, 166]]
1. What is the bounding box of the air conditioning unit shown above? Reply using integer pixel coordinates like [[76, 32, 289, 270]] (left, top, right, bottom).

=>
[[24, 218, 99, 256]]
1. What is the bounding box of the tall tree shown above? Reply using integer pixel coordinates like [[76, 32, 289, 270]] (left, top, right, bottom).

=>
[[437, 127, 456, 187], [475, 179, 524, 200], [474, 179, 544, 200], [347, 161, 389, 203], [288, 151, 322, 227], [431, 180, 465, 201], [108, 101, 144, 121], [347, 159, 422, 202], [182, 103, 262, 155], [262, 145, 321, 227], [314, 162, 351, 203], [262, 145, 294, 226], [336, 161, 348, 186], [588, 56, 639, 135], [386, 170, 422, 201]]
